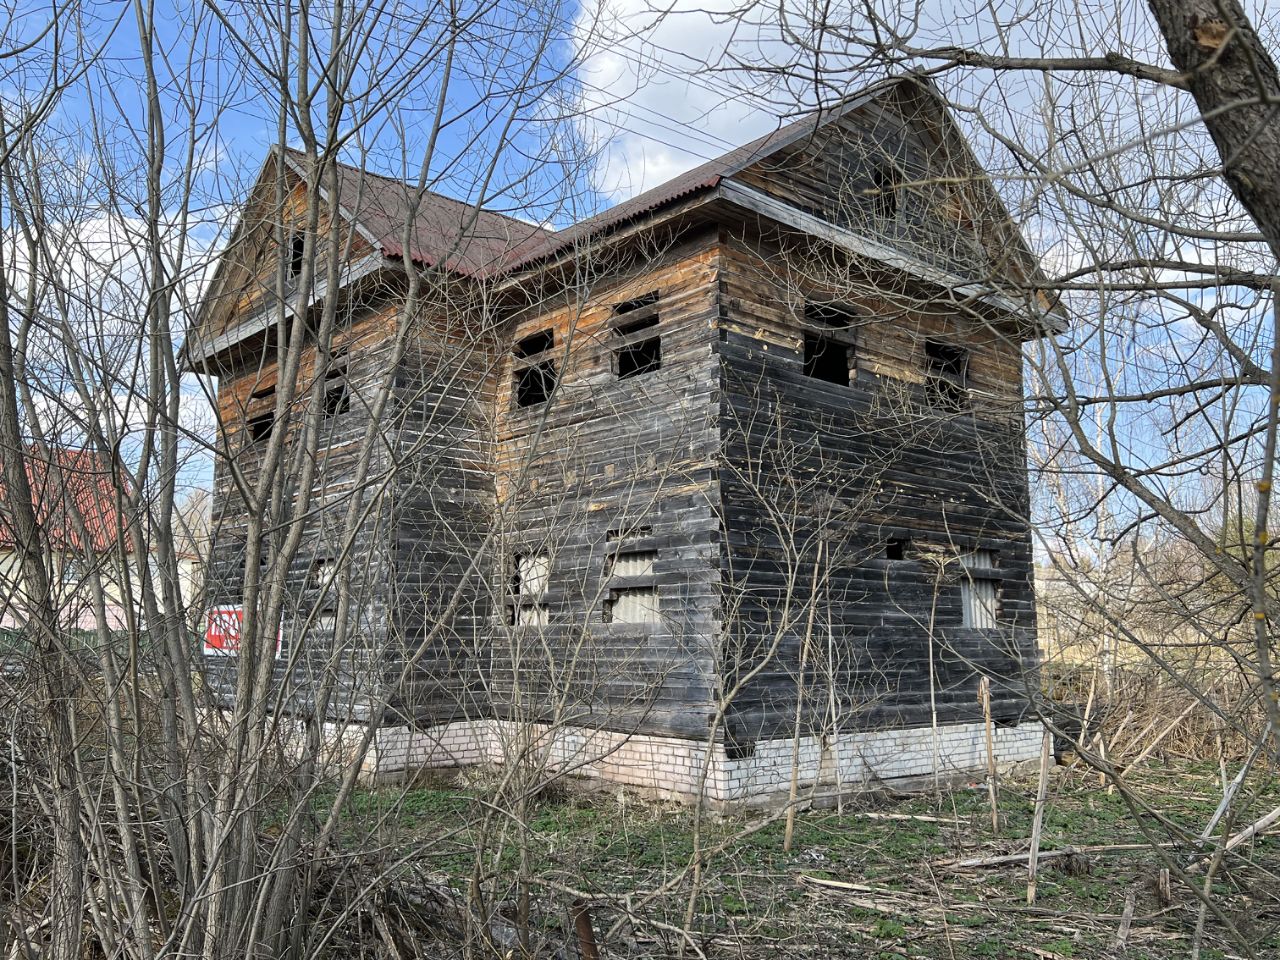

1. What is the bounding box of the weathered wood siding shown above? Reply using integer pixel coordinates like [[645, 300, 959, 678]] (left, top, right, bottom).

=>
[[204, 298, 400, 721], [487, 232, 725, 739], [732, 90, 1014, 285], [385, 290, 500, 726], [714, 230, 1038, 746]]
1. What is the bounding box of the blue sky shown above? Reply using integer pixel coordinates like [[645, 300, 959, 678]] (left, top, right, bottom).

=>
[[6, 0, 1279, 535]]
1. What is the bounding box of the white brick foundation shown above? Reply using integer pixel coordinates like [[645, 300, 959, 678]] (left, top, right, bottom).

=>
[[358, 717, 1045, 807]]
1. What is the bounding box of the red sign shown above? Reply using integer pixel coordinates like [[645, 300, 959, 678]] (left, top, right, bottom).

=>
[[203, 606, 282, 657]]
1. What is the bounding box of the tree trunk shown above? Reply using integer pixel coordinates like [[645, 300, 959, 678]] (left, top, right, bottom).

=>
[[1146, 0, 1280, 262]]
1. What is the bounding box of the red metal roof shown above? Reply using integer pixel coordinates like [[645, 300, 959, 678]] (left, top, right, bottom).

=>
[[289, 154, 555, 277], [296, 88, 874, 279], [0, 447, 129, 555]]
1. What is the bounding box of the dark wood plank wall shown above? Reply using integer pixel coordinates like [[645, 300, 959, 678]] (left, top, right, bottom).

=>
[[385, 288, 501, 726], [204, 295, 401, 722], [201, 96, 1044, 754], [486, 233, 725, 740], [714, 226, 1038, 747]]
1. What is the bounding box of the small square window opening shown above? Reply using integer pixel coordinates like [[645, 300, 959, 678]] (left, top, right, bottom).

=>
[[885, 538, 908, 561], [248, 412, 274, 443], [616, 337, 661, 379], [804, 333, 848, 385], [925, 340, 969, 409], [515, 360, 557, 407]]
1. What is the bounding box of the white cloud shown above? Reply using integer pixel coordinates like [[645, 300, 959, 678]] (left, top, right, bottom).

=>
[[571, 0, 784, 201]]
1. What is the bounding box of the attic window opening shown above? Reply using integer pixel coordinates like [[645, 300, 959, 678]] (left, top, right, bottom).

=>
[[925, 340, 969, 409], [247, 412, 275, 443], [803, 333, 848, 385], [515, 329, 554, 359], [869, 162, 900, 221], [885, 537, 909, 561], [288, 233, 306, 279]]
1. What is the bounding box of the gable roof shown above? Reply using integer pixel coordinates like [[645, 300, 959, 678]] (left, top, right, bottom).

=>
[[189, 75, 1055, 362], [0, 447, 128, 555], [289, 152, 554, 276], [503, 81, 893, 270]]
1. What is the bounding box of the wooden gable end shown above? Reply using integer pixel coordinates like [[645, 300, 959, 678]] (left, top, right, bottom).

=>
[[190, 152, 377, 361], [728, 82, 1037, 292]]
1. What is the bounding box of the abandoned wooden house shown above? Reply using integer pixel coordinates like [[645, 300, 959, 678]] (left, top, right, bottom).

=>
[[187, 76, 1060, 805]]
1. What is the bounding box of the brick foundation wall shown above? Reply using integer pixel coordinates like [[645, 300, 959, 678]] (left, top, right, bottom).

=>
[[358, 717, 1046, 806]]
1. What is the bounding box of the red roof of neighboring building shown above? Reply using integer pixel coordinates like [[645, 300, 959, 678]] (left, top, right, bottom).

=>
[[0, 446, 128, 555]]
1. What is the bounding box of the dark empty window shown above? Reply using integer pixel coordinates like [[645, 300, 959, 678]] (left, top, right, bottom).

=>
[[869, 162, 900, 221], [617, 337, 661, 379], [925, 340, 969, 409], [288, 233, 305, 279], [513, 329, 557, 408], [248, 412, 274, 442], [323, 382, 350, 417], [515, 361, 557, 407], [515, 329, 554, 359], [885, 537, 908, 561], [613, 293, 661, 380], [804, 333, 848, 385]]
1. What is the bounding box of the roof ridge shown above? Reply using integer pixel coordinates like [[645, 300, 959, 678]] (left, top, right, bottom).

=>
[[283, 147, 553, 236]]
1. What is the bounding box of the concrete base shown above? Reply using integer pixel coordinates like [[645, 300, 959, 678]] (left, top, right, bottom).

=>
[[361, 717, 1045, 808]]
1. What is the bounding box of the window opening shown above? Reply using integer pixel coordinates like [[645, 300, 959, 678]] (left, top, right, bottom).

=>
[[515, 361, 557, 407], [884, 537, 908, 561], [616, 336, 661, 379], [515, 329, 554, 359], [925, 340, 969, 409], [508, 552, 549, 626], [288, 233, 305, 279], [323, 381, 350, 417], [960, 549, 999, 630], [603, 526, 658, 624], [307, 557, 335, 591], [804, 333, 848, 385], [248, 412, 274, 443], [613, 294, 661, 380], [869, 162, 900, 221]]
